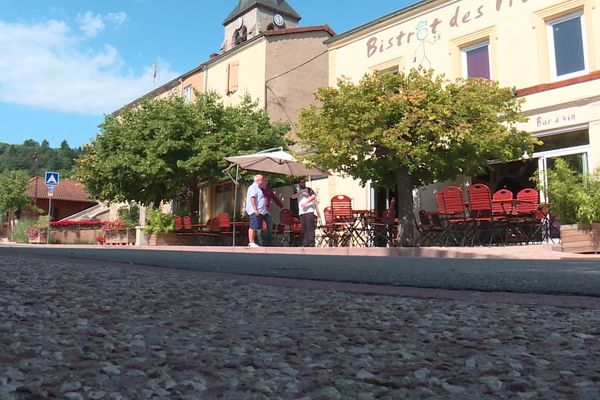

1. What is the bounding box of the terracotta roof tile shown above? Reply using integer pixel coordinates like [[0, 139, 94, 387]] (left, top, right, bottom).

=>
[[27, 178, 95, 203]]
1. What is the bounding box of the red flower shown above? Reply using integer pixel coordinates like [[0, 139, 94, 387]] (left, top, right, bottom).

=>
[[50, 220, 103, 228]]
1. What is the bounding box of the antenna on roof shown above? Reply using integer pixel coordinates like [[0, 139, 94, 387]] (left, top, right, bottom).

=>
[[152, 60, 160, 87]]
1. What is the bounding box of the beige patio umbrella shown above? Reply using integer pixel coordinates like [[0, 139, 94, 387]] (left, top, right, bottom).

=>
[[225, 149, 324, 177], [224, 148, 325, 246]]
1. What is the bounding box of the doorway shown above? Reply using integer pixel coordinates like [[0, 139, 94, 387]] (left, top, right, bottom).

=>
[[538, 147, 589, 203]]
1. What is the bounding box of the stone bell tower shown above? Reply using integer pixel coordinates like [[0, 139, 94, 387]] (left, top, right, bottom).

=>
[[222, 0, 301, 52]]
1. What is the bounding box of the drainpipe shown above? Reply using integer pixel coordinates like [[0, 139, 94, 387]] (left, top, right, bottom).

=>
[[204, 66, 208, 94], [179, 78, 184, 97]]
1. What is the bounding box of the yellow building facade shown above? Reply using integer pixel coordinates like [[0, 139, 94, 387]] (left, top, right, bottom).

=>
[[114, 1, 335, 223], [326, 0, 600, 211]]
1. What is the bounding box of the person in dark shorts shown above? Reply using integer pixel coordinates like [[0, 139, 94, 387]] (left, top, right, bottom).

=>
[[245, 175, 266, 248], [260, 176, 284, 246]]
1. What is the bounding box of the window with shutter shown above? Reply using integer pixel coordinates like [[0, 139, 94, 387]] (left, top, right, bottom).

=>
[[183, 85, 193, 103], [227, 62, 239, 94]]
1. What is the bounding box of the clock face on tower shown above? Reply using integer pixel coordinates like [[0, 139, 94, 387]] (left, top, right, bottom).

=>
[[273, 14, 285, 27], [235, 17, 244, 30]]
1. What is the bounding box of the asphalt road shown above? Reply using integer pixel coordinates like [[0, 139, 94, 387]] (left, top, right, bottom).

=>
[[2, 246, 600, 297]]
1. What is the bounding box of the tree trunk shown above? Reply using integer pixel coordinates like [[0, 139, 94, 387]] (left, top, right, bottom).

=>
[[188, 179, 200, 218], [395, 166, 415, 247], [8, 209, 14, 239]]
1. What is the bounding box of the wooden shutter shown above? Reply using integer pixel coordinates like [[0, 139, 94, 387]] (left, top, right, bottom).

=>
[[227, 62, 239, 94]]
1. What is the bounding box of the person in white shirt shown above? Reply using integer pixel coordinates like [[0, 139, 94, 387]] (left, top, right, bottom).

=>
[[291, 178, 317, 247], [245, 175, 266, 248]]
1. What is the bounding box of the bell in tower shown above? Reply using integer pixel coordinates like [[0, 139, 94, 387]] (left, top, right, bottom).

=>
[[222, 0, 302, 51]]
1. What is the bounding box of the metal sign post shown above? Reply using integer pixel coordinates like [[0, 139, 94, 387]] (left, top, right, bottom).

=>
[[47, 186, 54, 244], [44, 172, 59, 245]]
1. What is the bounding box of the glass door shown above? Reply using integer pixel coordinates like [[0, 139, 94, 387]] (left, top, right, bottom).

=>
[[536, 147, 589, 239], [538, 146, 589, 203]]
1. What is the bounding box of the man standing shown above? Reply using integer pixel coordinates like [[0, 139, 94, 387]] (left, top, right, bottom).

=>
[[246, 175, 266, 248], [291, 178, 317, 247], [260, 176, 284, 246]]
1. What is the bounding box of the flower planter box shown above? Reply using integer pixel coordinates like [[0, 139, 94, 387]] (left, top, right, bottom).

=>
[[50, 229, 101, 245], [105, 230, 136, 246], [560, 224, 600, 254], [147, 233, 179, 246], [28, 234, 47, 244]]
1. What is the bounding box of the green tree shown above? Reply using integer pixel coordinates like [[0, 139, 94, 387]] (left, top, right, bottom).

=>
[[296, 69, 537, 245], [0, 170, 31, 231], [75, 92, 289, 211], [0, 140, 82, 176], [544, 158, 600, 225]]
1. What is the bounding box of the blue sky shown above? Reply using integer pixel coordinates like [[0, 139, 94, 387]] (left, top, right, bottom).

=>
[[0, 0, 413, 148]]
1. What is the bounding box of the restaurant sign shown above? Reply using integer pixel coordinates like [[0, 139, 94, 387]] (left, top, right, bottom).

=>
[[519, 109, 580, 132], [366, 0, 529, 59]]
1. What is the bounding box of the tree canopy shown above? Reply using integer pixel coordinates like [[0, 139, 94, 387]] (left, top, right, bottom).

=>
[[296, 69, 538, 245], [75, 92, 289, 209], [0, 170, 30, 218], [0, 139, 81, 176]]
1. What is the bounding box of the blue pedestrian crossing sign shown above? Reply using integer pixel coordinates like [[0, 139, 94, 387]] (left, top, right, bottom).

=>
[[45, 172, 60, 187]]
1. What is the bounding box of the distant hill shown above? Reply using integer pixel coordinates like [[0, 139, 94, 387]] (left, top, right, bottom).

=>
[[0, 139, 82, 177]]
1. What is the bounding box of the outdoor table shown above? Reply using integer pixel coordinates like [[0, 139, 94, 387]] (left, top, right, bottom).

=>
[[351, 210, 374, 247], [328, 210, 371, 247], [491, 199, 534, 215], [491, 199, 543, 245]]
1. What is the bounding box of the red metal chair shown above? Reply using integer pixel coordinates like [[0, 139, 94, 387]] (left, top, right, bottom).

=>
[[278, 209, 301, 247], [174, 215, 187, 243], [492, 189, 514, 216], [330, 195, 354, 246], [369, 201, 397, 247], [183, 216, 193, 230], [208, 217, 221, 233], [468, 184, 493, 220], [415, 210, 444, 247], [516, 189, 539, 215], [175, 216, 184, 231], [437, 186, 466, 218], [331, 195, 353, 221], [516, 188, 541, 244], [468, 183, 503, 246], [317, 206, 336, 247], [217, 212, 236, 245], [436, 186, 469, 246]]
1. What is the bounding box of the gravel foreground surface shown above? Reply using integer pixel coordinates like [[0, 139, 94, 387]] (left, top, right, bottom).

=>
[[1, 255, 600, 400]]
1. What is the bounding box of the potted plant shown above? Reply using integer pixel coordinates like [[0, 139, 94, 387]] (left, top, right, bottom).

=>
[[145, 209, 177, 246], [26, 216, 50, 244], [546, 158, 600, 253], [102, 220, 134, 245], [96, 234, 107, 245]]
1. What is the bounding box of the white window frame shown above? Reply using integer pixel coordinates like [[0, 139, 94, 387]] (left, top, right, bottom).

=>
[[461, 40, 491, 79], [532, 125, 591, 203], [546, 11, 588, 80], [183, 85, 193, 103], [379, 65, 400, 75]]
